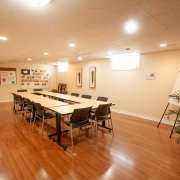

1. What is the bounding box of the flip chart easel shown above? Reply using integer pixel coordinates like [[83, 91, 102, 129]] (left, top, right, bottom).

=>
[[157, 70, 180, 138]]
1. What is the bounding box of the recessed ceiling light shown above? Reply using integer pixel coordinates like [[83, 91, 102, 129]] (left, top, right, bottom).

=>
[[108, 52, 112, 55], [0, 36, 8, 40], [28, 58, 32, 60], [69, 43, 75, 47], [44, 52, 49, 55], [124, 20, 138, 34], [160, 44, 167, 47], [30, 0, 51, 6], [105, 56, 112, 58], [78, 57, 82, 60]]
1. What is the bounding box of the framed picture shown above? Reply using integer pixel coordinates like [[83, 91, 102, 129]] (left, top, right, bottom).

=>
[[146, 72, 155, 80], [89, 66, 96, 88], [76, 68, 82, 87]]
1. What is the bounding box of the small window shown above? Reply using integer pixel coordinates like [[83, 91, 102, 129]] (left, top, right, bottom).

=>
[[111, 53, 140, 70], [58, 63, 68, 72]]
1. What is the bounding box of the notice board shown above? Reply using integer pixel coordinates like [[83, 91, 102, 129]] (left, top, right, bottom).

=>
[[0, 68, 16, 85], [21, 68, 50, 89]]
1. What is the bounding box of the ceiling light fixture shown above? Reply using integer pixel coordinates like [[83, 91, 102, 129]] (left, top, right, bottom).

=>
[[124, 20, 138, 34], [78, 57, 82, 60], [0, 36, 8, 40], [28, 58, 32, 60], [44, 52, 49, 55], [32, 0, 51, 6], [160, 44, 167, 47], [108, 52, 112, 55], [69, 43, 75, 47]]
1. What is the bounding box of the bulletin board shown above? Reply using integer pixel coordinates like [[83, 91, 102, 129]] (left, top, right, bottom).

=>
[[21, 69, 50, 89], [0, 68, 16, 85]]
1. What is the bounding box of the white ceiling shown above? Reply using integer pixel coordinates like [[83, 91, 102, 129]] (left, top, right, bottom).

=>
[[1, 0, 180, 64]]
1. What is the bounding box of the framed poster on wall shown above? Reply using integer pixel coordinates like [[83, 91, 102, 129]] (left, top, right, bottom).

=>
[[89, 66, 96, 88], [21, 69, 50, 89], [0, 68, 17, 85], [76, 68, 82, 87]]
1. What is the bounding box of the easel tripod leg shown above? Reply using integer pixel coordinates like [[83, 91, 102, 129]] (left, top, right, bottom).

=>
[[157, 103, 169, 128], [169, 108, 180, 138]]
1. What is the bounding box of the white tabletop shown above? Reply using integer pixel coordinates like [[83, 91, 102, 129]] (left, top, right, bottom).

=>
[[49, 101, 111, 115], [39, 91, 91, 103], [12, 92, 68, 107]]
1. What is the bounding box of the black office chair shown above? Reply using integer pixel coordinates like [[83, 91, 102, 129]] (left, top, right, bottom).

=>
[[52, 89, 58, 93], [12, 93, 19, 114], [32, 103, 56, 140], [16, 95, 26, 122], [91, 103, 114, 143], [61, 91, 68, 95], [71, 93, 79, 97], [33, 89, 42, 91], [33, 89, 42, 96], [24, 98, 34, 130], [17, 89, 27, 92], [91, 96, 108, 114], [64, 106, 93, 154], [97, 96, 108, 102], [81, 94, 92, 99]]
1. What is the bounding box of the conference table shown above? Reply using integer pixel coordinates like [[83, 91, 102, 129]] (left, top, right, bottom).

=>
[[14, 92, 68, 107], [12, 91, 114, 151], [38, 91, 91, 103]]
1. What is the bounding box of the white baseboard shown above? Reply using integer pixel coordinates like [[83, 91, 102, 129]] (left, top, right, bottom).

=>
[[0, 100, 13, 103], [111, 108, 174, 125]]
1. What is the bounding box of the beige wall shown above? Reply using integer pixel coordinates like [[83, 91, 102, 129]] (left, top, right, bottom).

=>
[[0, 62, 56, 101], [57, 49, 180, 120]]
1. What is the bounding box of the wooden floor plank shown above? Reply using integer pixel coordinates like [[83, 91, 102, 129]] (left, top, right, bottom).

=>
[[0, 102, 180, 180]]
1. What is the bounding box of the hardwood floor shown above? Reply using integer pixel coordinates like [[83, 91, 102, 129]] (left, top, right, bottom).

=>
[[0, 102, 180, 180]]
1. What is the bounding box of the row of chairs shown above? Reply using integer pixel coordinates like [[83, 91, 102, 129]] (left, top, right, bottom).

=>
[[17, 89, 42, 92], [12, 93, 55, 139], [16, 89, 108, 102]]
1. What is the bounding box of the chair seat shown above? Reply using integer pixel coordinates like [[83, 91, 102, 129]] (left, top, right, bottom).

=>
[[64, 120, 91, 128], [91, 109, 96, 113], [44, 112, 56, 119], [91, 115, 109, 121]]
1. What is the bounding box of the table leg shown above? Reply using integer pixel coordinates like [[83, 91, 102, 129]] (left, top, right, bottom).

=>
[[98, 121, 112, 132], [49, 113, 67, 151]]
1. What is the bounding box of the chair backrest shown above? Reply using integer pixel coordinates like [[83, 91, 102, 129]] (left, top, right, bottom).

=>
[[97, 96, 108, 102], [17, 95, 25, 106], [70, 106, 92, 124], [95, 103, 112, 117], [25, 98, 33, 109], [71, 93, 79, 97], [61, 91, 68, 95], [17, 89, 27, 92], [33, 89, 42, 91], [12, 93, 19, 102], [52, 89, 58, 93], [81, 94, 92, 99], [34, 103, 45, 116], [61, 84, 66, 91]]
